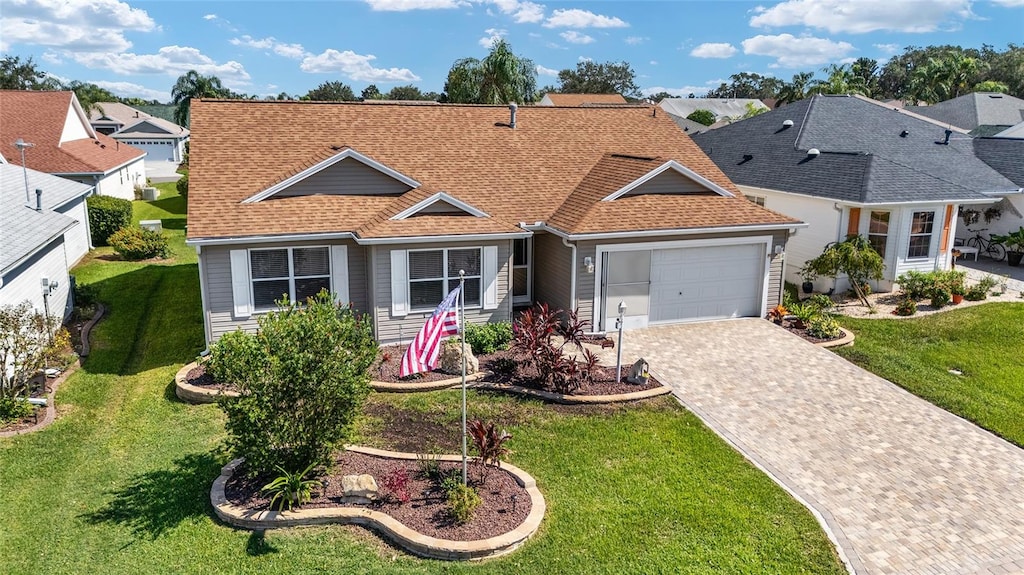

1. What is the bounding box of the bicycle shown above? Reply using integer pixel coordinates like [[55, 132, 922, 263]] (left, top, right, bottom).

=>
[[963, 228, 1006, 261]]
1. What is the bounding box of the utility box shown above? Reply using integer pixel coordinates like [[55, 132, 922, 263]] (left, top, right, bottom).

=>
[[140, 220, 163, 233], [142, 187, 159, 201]]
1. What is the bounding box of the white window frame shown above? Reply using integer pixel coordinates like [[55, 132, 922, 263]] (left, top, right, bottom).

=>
[[907, 211, 935, 260], [408, 247, 483, 312], [249, 245, 332, 311], [867, 210, 890, 258], [746, 195, 766, 207], [512, 237, 532, 305]]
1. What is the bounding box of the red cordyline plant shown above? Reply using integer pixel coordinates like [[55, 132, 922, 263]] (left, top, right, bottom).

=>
[[510, 304, 598, 394], [468, 419, 513, 481]]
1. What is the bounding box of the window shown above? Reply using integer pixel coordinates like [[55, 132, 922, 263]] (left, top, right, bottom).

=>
[[409, 248, 481, 310], [907, 212, 934, 259], [747, 195, 766, 207], [512, 238, 530, 301], [250, 247, 330, 309], [867, 211, 889, 257]]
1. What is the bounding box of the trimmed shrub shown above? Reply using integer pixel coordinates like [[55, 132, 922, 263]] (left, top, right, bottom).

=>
[[930, 287, 951, 308], [964, 286, 987, 301], [894, 298, 918, 316], [464, 321, 512, 355], [447, 483, 481, 524], [86, 195, 132, 246], [806, 314, 841, 339], [176, 172, 188, 198], [108, 227, 169, 261], [207, 329, 264, 385]]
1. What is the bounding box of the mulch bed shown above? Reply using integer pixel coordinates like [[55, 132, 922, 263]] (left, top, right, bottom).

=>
[[373, 345, 661, 395], [0, 404, 47, 433], [186, 364, 240, 393], [224, 450, 531, 542], [777, 319, 841, 344]]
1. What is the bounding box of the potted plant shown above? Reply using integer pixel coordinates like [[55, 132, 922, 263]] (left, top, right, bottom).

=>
[[992, 227, 1024, 267], [951, 283, 965, 305], [799, 268, 815, 294]]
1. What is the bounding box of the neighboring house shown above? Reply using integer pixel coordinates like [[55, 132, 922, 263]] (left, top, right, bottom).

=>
[[0, 91, 146, 201], [907, 92, 1024, 137], [659, 98, 769, 133], [537, 93, 628, 106], [89, 102, 190, 164], [187, 100, 803, 347], [994, 121, 1024, 139], [973, 137, 1024, 238], [0, 164, 94, 321], [693, 94, 1020, 293]]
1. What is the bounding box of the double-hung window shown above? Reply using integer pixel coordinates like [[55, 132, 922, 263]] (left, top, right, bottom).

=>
[[408, 248, 481, 310], [907, 212, 934, 259], [250, 246, 331, 309], [867, 211, 890, 257]]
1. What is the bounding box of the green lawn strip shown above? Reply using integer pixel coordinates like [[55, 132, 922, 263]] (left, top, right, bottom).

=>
[[837, 303, 1024, 446], [0, 189, 844, 574]]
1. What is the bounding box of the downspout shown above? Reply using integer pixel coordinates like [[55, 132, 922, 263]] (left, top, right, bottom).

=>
[[195, 245, 212, 355], [561, 237, 577, 312]]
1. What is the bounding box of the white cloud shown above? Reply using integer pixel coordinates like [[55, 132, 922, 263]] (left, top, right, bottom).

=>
[[741, 33, 855, 68], [365, 0, 467, 9], [578, 56, 593, 62], [624, 36, 647, 45], [543, 8, 627, 28], [41, 51, 63, 65], [479, 28, 507, 48], [203, 13, 218, 20], [536, 64, 559, 76], [1, 0, 156, 52], [649, 60, 658, 65], [643, 85, 710, 97], [991, 0, 1024, 5], [560, 31, 594, 44], [489, 0, 545, 23], [71, 46, 252, 88], [300, 49, 421, 82], [874, 43, 901, 55], [231, 35, 308, 60], [92, 80, 171, 102], [749, 0, 974, 34], [690, 42, 738, 59]]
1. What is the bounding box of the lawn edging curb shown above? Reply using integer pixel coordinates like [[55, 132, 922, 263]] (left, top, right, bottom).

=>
[[370, 371, 488, 392], [210, 445, 546, 561], [174, 361, 240, 403], [471, 381, 673, 404], [816, 328, 854, 348]]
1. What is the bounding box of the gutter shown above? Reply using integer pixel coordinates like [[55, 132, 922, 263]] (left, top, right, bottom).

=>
[[186, 230, 530, 247], [537, 221, 807, 241]]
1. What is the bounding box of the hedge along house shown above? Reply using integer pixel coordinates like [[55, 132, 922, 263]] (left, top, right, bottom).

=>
[[186, 100, 803, 346]]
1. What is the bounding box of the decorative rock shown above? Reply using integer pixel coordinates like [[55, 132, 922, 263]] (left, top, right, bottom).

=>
[[342, 474, 378, 503], [439, 338, 479, 375], [626, 358, 650, 385]]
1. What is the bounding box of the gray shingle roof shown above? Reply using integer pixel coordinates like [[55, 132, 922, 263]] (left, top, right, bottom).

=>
[[693, 95, 1019, 204], [907, 92, 1024, 132], [1, 164, 84, 274], [974, 137, 1024, 187]]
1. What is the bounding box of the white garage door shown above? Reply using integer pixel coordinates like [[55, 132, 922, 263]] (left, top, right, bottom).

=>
[[126, 141, 175, 162], [649, 243, 764, 323]]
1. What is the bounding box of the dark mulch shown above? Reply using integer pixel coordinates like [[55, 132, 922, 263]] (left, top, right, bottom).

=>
[[778, 319, 841, 344], [374, 345, 661, 396], [186, 364, 240, 393], [224, 451, 531, 542], [0, 405, 46, 433]]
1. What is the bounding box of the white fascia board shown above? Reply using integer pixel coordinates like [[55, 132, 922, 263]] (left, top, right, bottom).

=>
[[186, 230, 530, 247], [53, 154, 144, 178], [601, 159, 736, 201], [390, 191, 489, 220], [558, 222, 806, 241], [68, 93, 98, 140], [242, 148, 421, 204], [357, 232, 529, 245]]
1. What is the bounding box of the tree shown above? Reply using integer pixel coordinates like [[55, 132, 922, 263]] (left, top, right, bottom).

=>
[[851, 57, 880, 97], [686, 109, 716, 126], [0, 301, 62, 423], [215, 291, 377, 475], [443, 39, 537, 104], [809, 64, 869, 96], [65, 80, 118, 116], [304, 81, 356, 101], [802, 235, 885, 308], [556, 60, 641, 100], [361, 84, 382, 100], [171, 70, 228, 127], [974, 80, 1009, 93], [0, 56, 61, 90], [385, 84, 425, 100], [648, 91, 679, 102], [705, 72, 782, 100]]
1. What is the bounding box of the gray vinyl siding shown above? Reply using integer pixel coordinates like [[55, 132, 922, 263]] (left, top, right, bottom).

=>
[[275, 157, 412, 197], [532, 231, 572, 311], [202, 239, 368, 342], [620, 169, 716, 197], [373, 241, 512, 345], [574, 230, 788, 327]]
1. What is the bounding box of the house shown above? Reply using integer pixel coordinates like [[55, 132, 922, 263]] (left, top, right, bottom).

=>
[[537, 93, 628, 106], [692, 94, 1020, 292], [0, 163, 95, 320], [89, 102, 190, 164], [973, 137, 1024, 238], [658, 98, 769, 133], [0, 91, 146, 201], [993, 121, 1024, 139], [907, 92, 1024, 137], [186, 100, 803, 346]]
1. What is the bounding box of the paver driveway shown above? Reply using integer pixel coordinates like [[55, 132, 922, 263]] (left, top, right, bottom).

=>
[[606, 319, 1024, 575]]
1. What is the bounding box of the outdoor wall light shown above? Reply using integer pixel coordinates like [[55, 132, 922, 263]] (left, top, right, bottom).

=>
[[584, 256, 594, 273]]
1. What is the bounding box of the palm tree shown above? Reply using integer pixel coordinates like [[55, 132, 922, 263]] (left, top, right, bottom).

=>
[[809, 64, 868, 96], [778, 72, 814, 105], [443, 40, 536, 104], [171, 70, 227, 127]]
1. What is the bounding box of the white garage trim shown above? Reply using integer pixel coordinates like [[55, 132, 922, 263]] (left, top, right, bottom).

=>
[[591, 235, 773, 330]]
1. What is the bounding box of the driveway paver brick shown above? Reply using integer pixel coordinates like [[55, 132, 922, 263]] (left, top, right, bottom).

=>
[[604, 319, 1024, 575]]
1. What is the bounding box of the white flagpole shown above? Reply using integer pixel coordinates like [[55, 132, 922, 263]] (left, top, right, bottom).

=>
[[459, 269, 468, 486]]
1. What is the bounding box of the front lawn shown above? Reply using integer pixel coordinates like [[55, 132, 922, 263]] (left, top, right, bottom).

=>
[[0, 186, 845, 574], [836, 303, 1024, 446]]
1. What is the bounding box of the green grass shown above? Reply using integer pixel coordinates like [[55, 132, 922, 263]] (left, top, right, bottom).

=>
[[0, 186, 845, 574], [837, 303, 1024, 445]]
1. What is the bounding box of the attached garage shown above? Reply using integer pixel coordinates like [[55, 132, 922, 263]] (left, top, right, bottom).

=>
[[120, 140, 176, 162], [595, 237, 770, 332]]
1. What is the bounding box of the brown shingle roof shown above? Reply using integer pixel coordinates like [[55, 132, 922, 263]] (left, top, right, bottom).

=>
[[0, 91, 145, 174], [187, 100, 796, 241], [543, 93, 629, 106]]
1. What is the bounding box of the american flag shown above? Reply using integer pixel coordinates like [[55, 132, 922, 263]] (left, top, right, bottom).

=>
[[400, 285, 461, 377]]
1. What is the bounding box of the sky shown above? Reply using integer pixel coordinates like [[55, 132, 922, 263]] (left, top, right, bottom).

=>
[[2, 0, 1023, 102]]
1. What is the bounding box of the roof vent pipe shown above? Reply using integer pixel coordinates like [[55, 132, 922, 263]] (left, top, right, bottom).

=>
[[35, 188, 43, 212], [508, 102, 518, 129], [943, 129, 952, 145]]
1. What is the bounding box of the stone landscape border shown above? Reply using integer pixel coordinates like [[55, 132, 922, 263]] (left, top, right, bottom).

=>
[[370, 372, 488, 392], [210, 445, 546, 560], [372, 372, 672, 403], [816, 328, 855, 348], [174, 361, 240, 403]]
